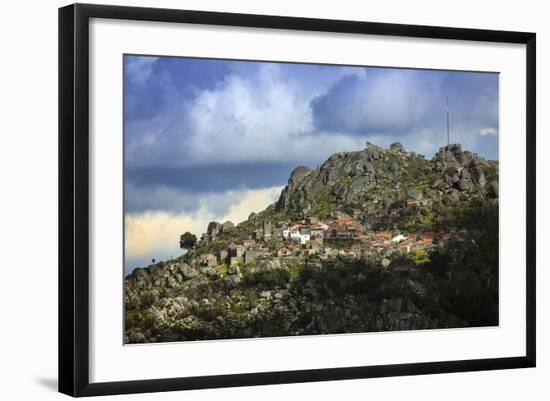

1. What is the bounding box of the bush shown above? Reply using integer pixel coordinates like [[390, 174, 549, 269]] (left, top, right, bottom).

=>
[[243, 269, 290, 288]]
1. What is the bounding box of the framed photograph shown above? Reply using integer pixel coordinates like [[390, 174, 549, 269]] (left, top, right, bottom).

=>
[[59, 3, 536, 397]]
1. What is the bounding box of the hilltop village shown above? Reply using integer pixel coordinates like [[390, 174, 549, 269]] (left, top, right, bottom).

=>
[[179, 141, 497, 276], [125, 142, 499, 343], [193, 213, 466, 274]]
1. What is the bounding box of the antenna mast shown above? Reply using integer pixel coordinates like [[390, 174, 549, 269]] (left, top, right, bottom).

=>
[[446, 96, 450, 145]]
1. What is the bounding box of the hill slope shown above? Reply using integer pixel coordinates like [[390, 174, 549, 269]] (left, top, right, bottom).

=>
[[124, 142, 499, 343], [276, 142, 498, 220]]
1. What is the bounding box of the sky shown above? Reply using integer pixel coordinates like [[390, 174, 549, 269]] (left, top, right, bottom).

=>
[[124, 55, 499, 273]]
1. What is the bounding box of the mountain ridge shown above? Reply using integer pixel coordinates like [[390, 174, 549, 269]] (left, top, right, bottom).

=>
[[274, 141, 497, 219]]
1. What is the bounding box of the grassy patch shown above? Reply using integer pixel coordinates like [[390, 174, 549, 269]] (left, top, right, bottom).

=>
[[413, 249, 431, 265]]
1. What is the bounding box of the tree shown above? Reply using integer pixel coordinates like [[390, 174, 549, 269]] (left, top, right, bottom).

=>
[[179, 232, 197, 251]]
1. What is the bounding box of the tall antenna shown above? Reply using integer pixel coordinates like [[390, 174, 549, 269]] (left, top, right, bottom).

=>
[[446, 96, 450, 145]]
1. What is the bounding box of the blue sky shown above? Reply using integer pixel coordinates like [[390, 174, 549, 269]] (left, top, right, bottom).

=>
[[124, 55, 499, 272]]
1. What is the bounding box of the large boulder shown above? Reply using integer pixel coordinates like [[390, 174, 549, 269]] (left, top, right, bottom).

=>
[[357, 160, 375, 175], [460, 168, 471, 180], [178, 263, 198, 280], [131, 268, 150, 282], [186, 276, 209, 289], [431, 178, 444, 189], [434, 144, 465, 169], [128, 330, 146, 343], [369, 150, 381, 160], [349, 175, 372, 194], [456, 178, 470, 192], [227, 264, 240, 275], [207, 221, 222, 236], [332, 182, 348, 200], [150, 265, 168, 281], [222, 220, 234, 232], [159, 329, 180, 342], [471, 165, 486, 187], [487, 180, 499, 198], [407, 188, 423, 200], [446, 191, 460, 204], [289, 166, 311, 184], [202, 267, 220, 280], [390, 142, 405, 152]]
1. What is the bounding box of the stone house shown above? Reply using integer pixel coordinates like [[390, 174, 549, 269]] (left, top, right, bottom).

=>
[[244, 249, 271, 264], [228, 242, 244, 258], [263, 220, 272, 240], [252, 229, 263, 241], [374, 231, 393, 240], [283, 228, 299, 239], [326, 224, 357, 239], [304, 217, 318, 225], [199, 253, 217, 267], [398, 241, 412, 253], [325, 217, 364, 239], [310, 223, 327, 237]]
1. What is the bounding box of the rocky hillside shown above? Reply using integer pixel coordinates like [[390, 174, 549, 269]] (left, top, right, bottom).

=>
[[277, 142, 498, 220], [124, 142, 499, 344]]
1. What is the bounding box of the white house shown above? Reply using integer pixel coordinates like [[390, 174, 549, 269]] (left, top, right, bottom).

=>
[[310, 223, 328, 237], [283, 229, 310, 245], [297, 233, 310, 244], [283, 229, 299, 239], [391, 234, 408, 243]]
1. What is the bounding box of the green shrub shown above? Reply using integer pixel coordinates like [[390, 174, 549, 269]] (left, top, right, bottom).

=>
[[243, 269, 290, 288]]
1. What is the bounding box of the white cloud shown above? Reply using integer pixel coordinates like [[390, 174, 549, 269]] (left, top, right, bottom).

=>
[[126, 56, 158, 86], [222, 186, 282, 225], [125, 64, 372, 169], [125, 211, 202, 261], [125, 180, 247, 216], [125, 186, 282, 268], [125, 61, 499, 170], [313, 71, 438, 133], [479, 127, 498, 136]]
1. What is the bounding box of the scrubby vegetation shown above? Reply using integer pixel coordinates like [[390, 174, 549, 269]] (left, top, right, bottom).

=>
[[124, 143, 499, 343]]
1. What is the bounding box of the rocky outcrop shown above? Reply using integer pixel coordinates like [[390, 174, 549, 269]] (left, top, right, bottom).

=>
[[289, 166, 311, 184], [205, 221, 222, 241], [222, 220, 235, 231], [125, 141, 499, 344], [178, 263, 197, 280], [276, 142, 498, 218], [407, 189, 423, 200], [390, 142, 406, 152]]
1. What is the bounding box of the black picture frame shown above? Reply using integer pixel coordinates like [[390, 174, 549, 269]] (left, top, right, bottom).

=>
[[59, 3, 536, 397]]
